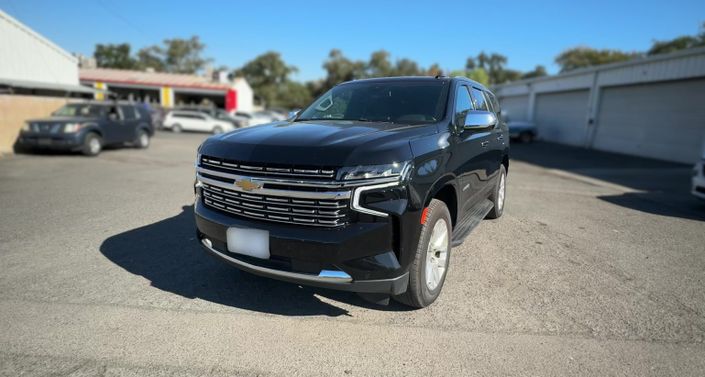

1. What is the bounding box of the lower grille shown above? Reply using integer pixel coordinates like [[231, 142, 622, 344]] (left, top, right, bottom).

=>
[[201, 182, 350, 227]]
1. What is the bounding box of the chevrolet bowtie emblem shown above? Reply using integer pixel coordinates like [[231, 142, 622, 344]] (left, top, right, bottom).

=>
[[234, 178, 262, 192]]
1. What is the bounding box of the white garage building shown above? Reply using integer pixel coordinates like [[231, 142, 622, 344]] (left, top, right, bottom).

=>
[[494, 47, 705, 163]]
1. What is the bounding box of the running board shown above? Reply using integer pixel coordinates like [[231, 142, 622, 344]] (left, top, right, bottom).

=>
[[451, 198, 494, 247]]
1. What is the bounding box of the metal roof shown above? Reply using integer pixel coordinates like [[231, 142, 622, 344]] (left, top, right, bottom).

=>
[[79, 68, 234, 91], [0, 78, 99, 94]]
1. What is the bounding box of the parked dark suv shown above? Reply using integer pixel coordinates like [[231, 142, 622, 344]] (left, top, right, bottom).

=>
[[17, 101, 154, 156], [194, 76, 509, 308]]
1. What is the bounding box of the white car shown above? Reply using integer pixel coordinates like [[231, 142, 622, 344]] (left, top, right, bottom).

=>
[[163, 111, 235, 134], [692, 143, 705, 201], [233, 111, 277, 127]]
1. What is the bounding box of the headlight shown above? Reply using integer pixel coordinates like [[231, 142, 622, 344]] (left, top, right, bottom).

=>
[[22, 123, 31, 132], [63, 123, 83, 133], [339, 161, 411, 181]]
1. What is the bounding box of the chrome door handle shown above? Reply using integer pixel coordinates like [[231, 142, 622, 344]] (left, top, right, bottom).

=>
[[497, 135, 504, 141], [481, 141, 490, 148]]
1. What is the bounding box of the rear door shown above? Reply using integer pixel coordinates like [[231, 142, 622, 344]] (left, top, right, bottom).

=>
[[467, 87, 496, 193], [476, 89, 505, 180], [118, 105, 139, 142]]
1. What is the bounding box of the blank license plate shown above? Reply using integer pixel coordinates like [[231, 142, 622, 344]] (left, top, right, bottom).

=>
[[226, 227, 270, 259]]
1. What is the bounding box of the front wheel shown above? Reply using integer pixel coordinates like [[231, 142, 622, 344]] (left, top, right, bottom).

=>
[[82, 133, 102, 156], [486, 165, 507, 219], [393, 199, 452, 308]]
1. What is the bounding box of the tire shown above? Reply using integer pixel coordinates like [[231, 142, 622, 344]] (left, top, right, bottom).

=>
[[486, 165, 507, 219], [519, 132, 533, 143], [393, 199, 452, 308], [172, 124, 182, 133], [212, 126, 224, 134], [82, 133, 102, 156], [135, 129, 150, 149]]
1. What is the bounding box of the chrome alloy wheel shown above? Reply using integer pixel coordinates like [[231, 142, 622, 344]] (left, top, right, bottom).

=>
[[497, 172, 506, 211], [89, 137, 101, 154], [425, 218, 449, 290]]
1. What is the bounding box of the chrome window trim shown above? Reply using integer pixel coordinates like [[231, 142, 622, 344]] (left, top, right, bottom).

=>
[[351, 181, 401, 217]]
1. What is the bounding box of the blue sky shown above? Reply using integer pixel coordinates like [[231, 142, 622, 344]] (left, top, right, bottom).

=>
[[1, 0, 704, 81]]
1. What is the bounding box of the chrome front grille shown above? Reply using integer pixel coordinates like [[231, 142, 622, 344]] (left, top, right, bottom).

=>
[[201, 155, 336, 179], [197, 159, 352, 227], [201, 183, 349, 227]]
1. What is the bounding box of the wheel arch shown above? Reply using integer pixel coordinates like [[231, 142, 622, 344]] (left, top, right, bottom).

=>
[[423, 175, 459, 228]]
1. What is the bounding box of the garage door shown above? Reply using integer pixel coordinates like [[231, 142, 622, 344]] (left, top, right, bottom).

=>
[[534, 90, 590, 146], [499, 95, 529, 122], [592, 79, 705, 164]]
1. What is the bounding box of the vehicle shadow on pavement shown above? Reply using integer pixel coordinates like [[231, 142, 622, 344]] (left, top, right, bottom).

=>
[[511, 141, 705, 221], [100, 205, 410, 316]]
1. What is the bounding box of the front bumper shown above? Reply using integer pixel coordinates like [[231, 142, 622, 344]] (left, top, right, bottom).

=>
[[16, 133, 83, 150], [195, 201, 410, 295]]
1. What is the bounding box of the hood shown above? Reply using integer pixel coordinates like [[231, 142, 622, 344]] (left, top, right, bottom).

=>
[[199, 120, 438, 166]]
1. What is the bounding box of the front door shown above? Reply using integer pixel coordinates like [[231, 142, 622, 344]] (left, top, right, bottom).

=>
[[448, 84, 492, 215]]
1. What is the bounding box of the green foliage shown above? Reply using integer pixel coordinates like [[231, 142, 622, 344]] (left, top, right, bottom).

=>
[[647, 23, 705, 56], [161, 36, 211, 74], [234, 51, 299, 107], [94, 43, 137, 69], [93, 36, 210, 74], [521, 65, 547, 79], [555, 47, 638, 72], [467, 68, 490, 86]]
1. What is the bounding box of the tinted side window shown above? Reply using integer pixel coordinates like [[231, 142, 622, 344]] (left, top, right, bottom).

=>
[[120, 106, 137, 120], [454, 85, 473, 126], [470, 88, 488, 111], [487, 91, 500, 113]]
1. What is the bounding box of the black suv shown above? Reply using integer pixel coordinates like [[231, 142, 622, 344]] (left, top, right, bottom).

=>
[[17, 101, 154, 156], [194, 76, 508, 307]]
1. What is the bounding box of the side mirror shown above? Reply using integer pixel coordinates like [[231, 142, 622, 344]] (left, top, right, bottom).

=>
[[288, 109, 301, 120], [464, 111, 497, 130]]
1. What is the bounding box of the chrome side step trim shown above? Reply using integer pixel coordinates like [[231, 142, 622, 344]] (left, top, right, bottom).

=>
[[201, 238, 353, 283]]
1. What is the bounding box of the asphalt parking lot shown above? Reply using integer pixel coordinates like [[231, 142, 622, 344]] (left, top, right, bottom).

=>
[[1, 132, 705, 376]]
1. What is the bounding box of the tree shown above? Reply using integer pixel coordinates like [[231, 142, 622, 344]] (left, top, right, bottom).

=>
[[394, 58, 423, 76], [94, 43, 136, 69], [467, 68, 490, 86], [277, 81, 312, 109], [555, 47, 637, 72], [321, 49, 366, 92], [464, 52, 519, 84], [161, 36, 211, 74], [426, 63, 443, 77], [367, 50, 393, 77], [234, 51, 298, 107], [648, 23, 705, 55], [521, 65, 547, 79], [136, 46, 165, 71]]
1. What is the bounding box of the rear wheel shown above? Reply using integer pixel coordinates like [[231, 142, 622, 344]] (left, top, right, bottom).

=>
[[486, 165, 506, 219], [393, 199, 451, 308], [172, 124, 182, 133], [82, 133, 102, 156], [135, 129, 150, 149]]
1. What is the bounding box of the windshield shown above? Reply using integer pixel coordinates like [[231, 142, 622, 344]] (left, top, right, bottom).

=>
[[53, 104, 105, 117], [297, 80, 449, 124]]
